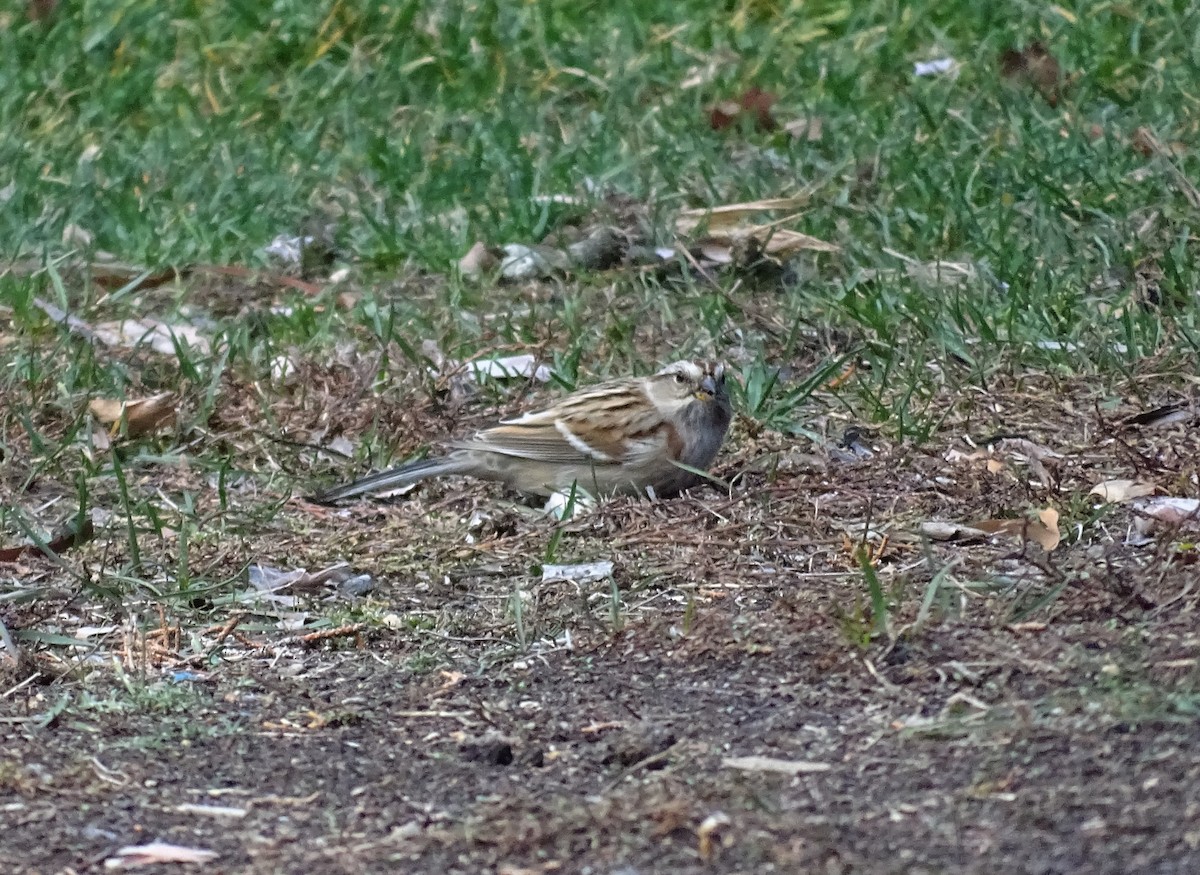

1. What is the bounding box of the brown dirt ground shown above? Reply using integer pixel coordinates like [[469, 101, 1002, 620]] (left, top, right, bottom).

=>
[[4, 281, 1200, 874]]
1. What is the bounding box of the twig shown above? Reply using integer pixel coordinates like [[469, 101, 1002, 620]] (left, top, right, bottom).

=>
[[276, 623, 368, 648], [604, 741, 683, 793], [2, 671, 41, 700], [209, 612, 247, 649]]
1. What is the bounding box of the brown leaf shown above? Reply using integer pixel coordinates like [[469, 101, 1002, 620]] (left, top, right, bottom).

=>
[[708, 101, 742, 131], [674, 197, 839, 266], [89, 392, 177, 438], [675, 196, 812, 234], [1035, 508, 1061, 551], [458, 241, 500, 278], [708, 87, 777, 132], [754, 227, 841, 256], [738, 86, 777, 131], [0, 516, 94, 563], [972, 508, 1060, 552], [999, 41, 1064, 106]]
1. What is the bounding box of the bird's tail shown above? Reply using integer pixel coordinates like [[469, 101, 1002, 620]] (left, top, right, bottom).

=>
[[309, 457, 464, 504]]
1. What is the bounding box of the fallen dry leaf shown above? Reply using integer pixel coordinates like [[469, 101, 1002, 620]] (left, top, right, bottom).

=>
[[1122, 404, 1191, 429], [93, 318, 210, 356], [783, 115, 823, 142], [0, 617, 20, 666], [1037, 507, 1061, 549], [0, 516, 95, 563], [972, 508, 1060, 552], [708, 86, 777, 132], [751, 226, 841, 256], [674, 198, 838, 259], [722, 755, 831, 775], [1130, 497, 1200, 533], [104, 840, 218, 869], [697, 240, 736, 265], [999, 41, 1064, 106], [996, 437, 1063, 488], [62, 222, 94, 247], [89, 392, 176, 438], [995, 437, 1063, 462], [947, 438, 1062, 487], [1089, 479, 1157, 504], [696, 226, 839, 260], [696, 811, 732, 862], [917, 520, 989, 542], [31, 295, 98, 340], [173, 802, 248, 819], [498, 243, 571, 279], [858, 254, 989, 289], [426, 348, 554, 385], [458, 241, 500, 278], [675, 197, 812, 234]]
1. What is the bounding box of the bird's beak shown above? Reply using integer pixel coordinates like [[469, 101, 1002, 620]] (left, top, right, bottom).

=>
[[694, 374, 717, 401]]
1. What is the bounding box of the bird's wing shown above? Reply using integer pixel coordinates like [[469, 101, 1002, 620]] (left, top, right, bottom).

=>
[[451, 412, 628, 465], [451, 378, 671, 466]]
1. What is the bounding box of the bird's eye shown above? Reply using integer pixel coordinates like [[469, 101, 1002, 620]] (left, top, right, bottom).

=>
[[673, 372, 687, 384]]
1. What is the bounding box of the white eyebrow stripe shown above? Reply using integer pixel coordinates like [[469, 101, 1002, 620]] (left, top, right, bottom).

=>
[[555, 420, 614, 461]]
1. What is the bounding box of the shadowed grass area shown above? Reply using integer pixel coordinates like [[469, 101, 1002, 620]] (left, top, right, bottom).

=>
[[2, 0, 1197, 603], [3, 3, 1200, 873]]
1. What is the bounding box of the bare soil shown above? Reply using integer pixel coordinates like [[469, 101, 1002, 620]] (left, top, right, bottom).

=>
[[4, 295, 1200, 874]]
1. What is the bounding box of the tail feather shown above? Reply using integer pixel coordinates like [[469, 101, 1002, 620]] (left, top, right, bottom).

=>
[[310, 457, 462, 504]]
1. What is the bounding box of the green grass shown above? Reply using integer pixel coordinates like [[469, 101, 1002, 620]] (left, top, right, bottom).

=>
[[2, 0, 1199, 643], [5, 1, 1196, 279], [6, 15, 1200, 872], [6, 2, 1195, 382]]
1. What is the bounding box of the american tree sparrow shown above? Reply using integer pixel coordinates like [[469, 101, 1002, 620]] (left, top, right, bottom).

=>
[[313, 360, 732, 502]]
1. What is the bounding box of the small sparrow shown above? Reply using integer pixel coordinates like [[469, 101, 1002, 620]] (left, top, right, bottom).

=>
[[313, 360, 732, 502]]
